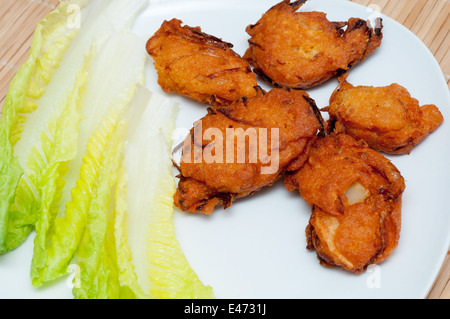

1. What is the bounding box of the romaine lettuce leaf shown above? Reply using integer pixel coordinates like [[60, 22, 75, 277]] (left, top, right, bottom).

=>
[[71, 107, 128, 299], [71, 85, 149, 299], [30, 29, 147, 288], [0, 0, 87, 254], [0, 0, 149, 254], [114, 90, 214, 299]]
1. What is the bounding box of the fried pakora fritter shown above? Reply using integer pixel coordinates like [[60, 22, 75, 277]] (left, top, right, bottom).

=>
[[174, 88, 324, 215], [243, 0, 383, 89], [284, 133, 405, 273], [146, 18, 259, 106], [325, 75, 444, 154]]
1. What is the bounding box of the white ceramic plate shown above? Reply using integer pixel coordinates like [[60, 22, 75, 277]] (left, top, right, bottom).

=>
[[1, 0, 449, 299]]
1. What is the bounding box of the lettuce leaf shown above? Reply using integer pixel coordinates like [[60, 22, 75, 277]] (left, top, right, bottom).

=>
[[1, 0, 150, 254], [71, 85, 149, 299], [114, 90, 214, 299], [71, 107, 128, 299], [30, 29, 147, 288], [0, 0, 87, 254]]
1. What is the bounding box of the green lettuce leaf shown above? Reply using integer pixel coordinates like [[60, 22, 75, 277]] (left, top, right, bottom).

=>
[[0, 0, 87, 254], [29, 46, 94, 286], [30, 29, 147, 287], [71, 85, 149, 299], [71, 107, 127, 299], [1, 0, 147, 254], [114, 90, 214, 299]]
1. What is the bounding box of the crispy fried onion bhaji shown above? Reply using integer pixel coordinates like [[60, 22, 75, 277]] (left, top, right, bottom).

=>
[[146, 18, 259, 106], [174, 88, 324, 215], [285, 133, 405, 273], [325, 75, 444, 155], [243, 0, 383, 89]]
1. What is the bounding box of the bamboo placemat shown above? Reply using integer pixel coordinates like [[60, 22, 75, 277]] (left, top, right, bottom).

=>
[[0, 0, 449, 299]]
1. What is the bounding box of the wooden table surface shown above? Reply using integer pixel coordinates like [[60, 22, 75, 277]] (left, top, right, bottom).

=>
[[0, 0, 449, 299]]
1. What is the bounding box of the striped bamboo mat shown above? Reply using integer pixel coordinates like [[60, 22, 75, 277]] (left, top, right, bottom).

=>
[[0, 0, 449, 299]]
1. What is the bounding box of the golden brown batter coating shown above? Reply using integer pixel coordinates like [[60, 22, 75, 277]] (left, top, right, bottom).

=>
[[325, 75, 444, 154], [285, 133, 405, 273], [243, 0, 383, 89], [174, 88, 324, 215], [146, 18, 259, 106]]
